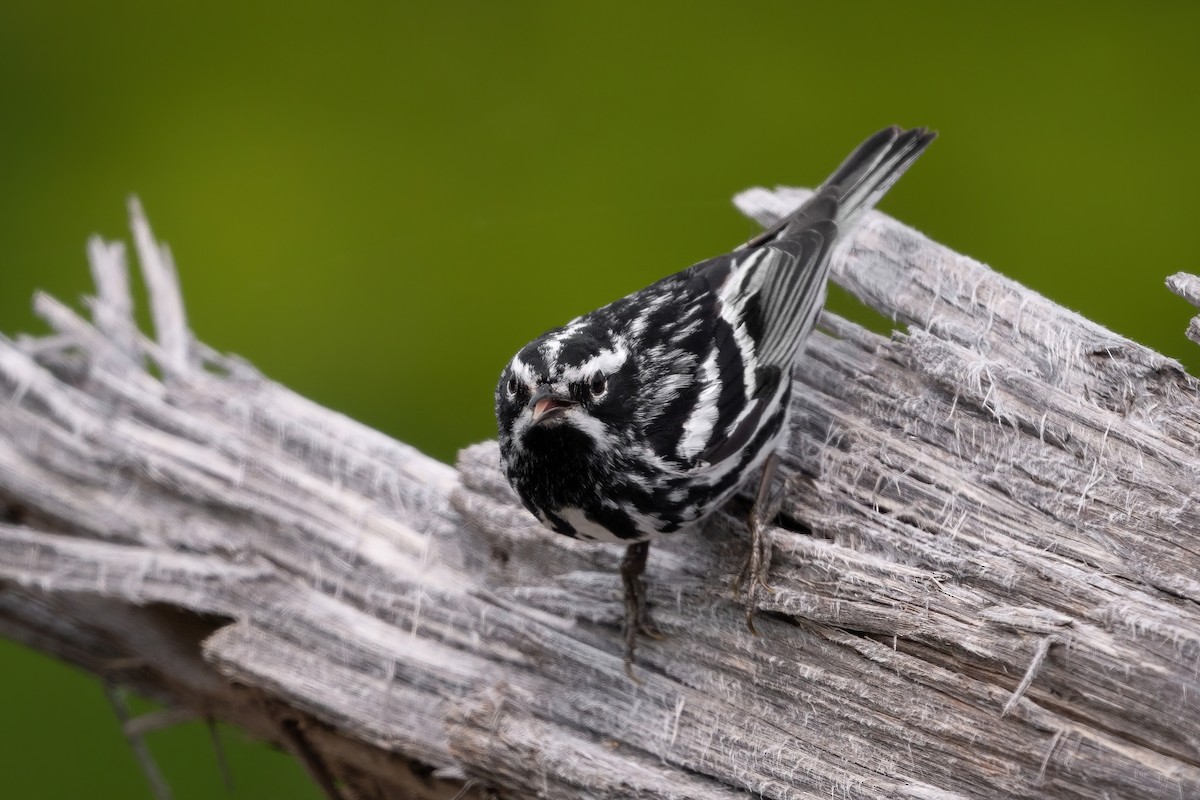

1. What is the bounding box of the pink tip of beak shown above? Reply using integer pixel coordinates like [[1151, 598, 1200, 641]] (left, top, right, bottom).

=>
[[532, 396, 571, 423]]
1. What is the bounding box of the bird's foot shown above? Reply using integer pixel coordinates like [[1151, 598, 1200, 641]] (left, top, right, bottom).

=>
[[621, 541, 663, 682], [732, 504, 776, 634]]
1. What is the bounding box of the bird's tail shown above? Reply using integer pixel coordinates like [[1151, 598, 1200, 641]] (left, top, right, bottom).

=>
[[742, 126, 934, 251], [819, 126, 936, 233], [729, 126, 933, 376]]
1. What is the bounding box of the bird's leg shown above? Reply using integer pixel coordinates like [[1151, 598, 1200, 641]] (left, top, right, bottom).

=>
[[103, 685, 178, 800], [732, 452, 781, 634], [620, 540, 663, 680]]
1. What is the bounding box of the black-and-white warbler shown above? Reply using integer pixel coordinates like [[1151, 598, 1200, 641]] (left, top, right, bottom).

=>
[[496, 127, 934, 676]]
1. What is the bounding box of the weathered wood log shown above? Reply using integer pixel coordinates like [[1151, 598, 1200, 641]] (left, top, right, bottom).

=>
[[1, 193, 1198, 800]]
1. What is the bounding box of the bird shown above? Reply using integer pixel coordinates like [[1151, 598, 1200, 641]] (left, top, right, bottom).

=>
[[495, 126, 935, 677]]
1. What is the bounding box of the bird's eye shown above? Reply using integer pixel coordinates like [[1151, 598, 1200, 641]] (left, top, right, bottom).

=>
[[588, 372, 607, 399], [506, 376, 519, 399]]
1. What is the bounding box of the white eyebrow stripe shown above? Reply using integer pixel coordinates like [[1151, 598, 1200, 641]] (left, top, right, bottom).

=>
[[511, 357, 537, 386], [560, 341, 629, 383]]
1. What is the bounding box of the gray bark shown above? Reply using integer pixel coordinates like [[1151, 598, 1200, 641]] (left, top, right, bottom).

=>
[[1, 192, 1198, 800]]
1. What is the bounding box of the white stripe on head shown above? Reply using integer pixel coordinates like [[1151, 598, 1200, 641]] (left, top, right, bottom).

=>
[[560, 339, 629, 383], [511, 356, 538, 387], [560, 407, 616, 445], [540, 330, 567, 365]]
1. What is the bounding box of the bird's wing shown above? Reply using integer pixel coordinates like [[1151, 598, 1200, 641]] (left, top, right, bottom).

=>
[[732, 203, 838, 376], [636, 232, 831, 473], [690, 226, 833, 471], [639, 127, 936, 473]]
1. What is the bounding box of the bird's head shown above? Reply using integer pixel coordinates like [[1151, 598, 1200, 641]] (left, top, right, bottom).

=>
[[495, 325, 631, 458]]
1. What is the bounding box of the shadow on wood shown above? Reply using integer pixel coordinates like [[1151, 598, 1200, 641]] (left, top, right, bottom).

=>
[[1, 193, 1198, 799]]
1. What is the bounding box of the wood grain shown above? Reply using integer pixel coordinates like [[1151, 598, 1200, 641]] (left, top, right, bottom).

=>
[[1, 194, 1197, 799]]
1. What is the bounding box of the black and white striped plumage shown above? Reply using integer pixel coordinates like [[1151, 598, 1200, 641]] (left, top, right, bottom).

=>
[[495, 127, 933, 671]]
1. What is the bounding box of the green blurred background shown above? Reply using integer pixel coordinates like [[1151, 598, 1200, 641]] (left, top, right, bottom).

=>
[[1, 1, 1197, 797]]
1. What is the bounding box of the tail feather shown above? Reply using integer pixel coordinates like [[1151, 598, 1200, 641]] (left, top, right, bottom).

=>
[[741, 126, 934, 250], [821, 126, 936, 233]]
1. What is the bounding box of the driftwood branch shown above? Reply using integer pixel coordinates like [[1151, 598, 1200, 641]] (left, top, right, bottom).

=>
[[2, 192, 1199, 799]]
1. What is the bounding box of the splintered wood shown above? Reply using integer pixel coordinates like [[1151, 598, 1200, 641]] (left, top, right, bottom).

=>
[[1, 194, 1198, 800]]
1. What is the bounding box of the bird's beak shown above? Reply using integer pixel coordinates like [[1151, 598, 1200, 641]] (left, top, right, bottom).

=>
[[529, 387, 574, 425]]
